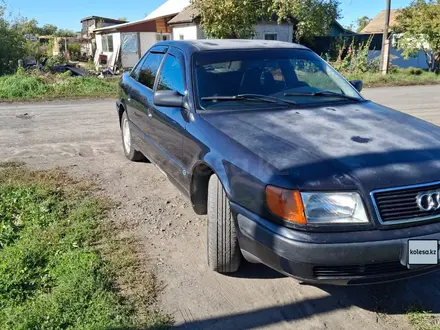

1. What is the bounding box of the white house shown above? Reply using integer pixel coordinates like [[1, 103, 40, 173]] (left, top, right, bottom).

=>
[[93, 0, 190, 69], [92, 0, 294, 70], [168, 4, 294, 42]]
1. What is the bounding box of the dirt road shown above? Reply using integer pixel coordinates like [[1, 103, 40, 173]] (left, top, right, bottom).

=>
[[2, 86, 440, 329]]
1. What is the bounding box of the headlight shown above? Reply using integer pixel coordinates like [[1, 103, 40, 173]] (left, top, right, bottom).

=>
[[301, 192, 369, 224], [265, 186, 369, 225]]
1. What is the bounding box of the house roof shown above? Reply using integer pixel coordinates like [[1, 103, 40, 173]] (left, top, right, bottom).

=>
[[331, 21, 354, 34], [360, 9, 401, 34], [80, 16, 127, 24], [145, 0, 191, 20], [95, 0, 189, 33], [168, 4, 199, 25], [94, 19, 144, 33]]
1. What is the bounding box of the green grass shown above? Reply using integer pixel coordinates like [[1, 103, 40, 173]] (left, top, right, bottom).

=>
[[408, 308, 440, 330], [0, 165, 171, 329], [0, 70, 119, 101], [344, 69, 440, 88]]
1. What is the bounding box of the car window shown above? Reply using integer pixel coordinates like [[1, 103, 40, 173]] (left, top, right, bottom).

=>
[[196, 59, 291, 99], [194, 49, 362, 110], [138, 53, 164, 89], [156, 54, 185, 95], [130, 55, 146, 81], [292, 59, 341, 93]]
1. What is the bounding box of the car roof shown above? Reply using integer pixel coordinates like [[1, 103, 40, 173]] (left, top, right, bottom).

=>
[[154, 39, 310, 54]]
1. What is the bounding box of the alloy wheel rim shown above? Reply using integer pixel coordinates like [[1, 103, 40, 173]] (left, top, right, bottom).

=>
[[123, 119, 131, 153]]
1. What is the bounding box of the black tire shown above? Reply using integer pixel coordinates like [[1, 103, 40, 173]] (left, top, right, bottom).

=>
[[120, 111, 145, 162], [207, 175, 241, 273]]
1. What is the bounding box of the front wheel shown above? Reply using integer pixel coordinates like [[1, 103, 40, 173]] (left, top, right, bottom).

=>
[[207, 175, 241, 273], [121, 111, 145, 162]]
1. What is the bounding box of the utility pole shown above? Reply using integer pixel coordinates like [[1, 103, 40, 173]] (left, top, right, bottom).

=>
[[380, 0, 392, 75]]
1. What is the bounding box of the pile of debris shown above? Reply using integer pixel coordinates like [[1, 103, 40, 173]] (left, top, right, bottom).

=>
[[20, 56, 120, 78], [21, 57, 89, 76]]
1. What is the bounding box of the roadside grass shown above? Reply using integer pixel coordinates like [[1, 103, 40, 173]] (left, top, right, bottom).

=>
[[0, 164, 171, 329], [408, 308, 440, 330], [0, 69, 119, 101], [344, 69, 440, 88], [2, 66, 439, 102]]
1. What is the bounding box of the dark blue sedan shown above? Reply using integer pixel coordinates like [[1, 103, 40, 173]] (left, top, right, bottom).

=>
[[116, 40, 440, 285]]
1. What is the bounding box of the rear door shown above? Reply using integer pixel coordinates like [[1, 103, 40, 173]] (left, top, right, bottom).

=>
[[149, 48, 189, 189]]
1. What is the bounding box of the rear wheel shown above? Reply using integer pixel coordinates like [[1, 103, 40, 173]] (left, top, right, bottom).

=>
[[121, 111, 145, 162], [207, 175, 241, 273]]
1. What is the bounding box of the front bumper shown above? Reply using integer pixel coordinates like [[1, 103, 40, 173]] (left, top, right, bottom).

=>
[[233, 203, 440, 285]]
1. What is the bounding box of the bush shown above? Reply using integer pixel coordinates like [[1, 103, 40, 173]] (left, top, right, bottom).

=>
[[44, 54, 68, 69], [68, 43, 81, 60], [330, 36, 377, 74], [396, 67, 424, 75], [0, 10, 27, 75]]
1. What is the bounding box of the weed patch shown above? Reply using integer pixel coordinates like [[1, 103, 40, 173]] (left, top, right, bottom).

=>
[[408, 307, 440, 330], [344, 71, 440, 88], [0, 165, 171, 329], [0, 70, 118, 101]]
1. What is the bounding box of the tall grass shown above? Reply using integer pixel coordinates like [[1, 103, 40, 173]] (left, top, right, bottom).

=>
[[344, 69, 440, 88], [0, 165, 171, 329], [0, 69, 119, 100]]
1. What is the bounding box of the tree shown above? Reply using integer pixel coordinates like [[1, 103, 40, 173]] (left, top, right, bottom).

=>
[[355, 16, 371, 33], [191, 0, 265, 39], [192, 0, 340, 41], [56, 29, 76, 37], [0, 6, 26, 75], [270, 0, 340, 41], [394, 0, 440, 73], [118, 17, 128, 22], [39, 24, 58, 35], [345, 23, 355, 32], [11, 17, 39, 34]]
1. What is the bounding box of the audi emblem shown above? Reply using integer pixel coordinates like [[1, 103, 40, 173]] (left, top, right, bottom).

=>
[[416, 191, 440, 211]]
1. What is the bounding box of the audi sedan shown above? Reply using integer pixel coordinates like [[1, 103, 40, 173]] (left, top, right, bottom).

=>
[[116, 39, 440, 285]]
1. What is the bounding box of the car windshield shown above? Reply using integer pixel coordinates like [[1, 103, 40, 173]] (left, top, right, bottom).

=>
[[193, 48, 363, 111]]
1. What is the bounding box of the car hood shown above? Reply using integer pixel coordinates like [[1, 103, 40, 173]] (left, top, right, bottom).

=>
[[200, 101, 440, 192]]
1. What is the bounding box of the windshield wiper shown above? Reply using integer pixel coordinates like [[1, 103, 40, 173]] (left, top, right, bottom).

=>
[[284, 91, 361, 101], [201, 94, 296, 106]]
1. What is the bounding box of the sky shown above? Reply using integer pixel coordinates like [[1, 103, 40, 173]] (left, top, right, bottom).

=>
[[5, 0, 414, 31]]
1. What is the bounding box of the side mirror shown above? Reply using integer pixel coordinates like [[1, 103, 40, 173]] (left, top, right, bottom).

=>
[[350, 80, 363, 93], [154, 90, 184, 108]]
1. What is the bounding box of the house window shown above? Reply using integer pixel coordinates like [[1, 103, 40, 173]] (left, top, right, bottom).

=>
[[102, 35, 114, 52], [179, 34, 184, 40], [264, 33, 278, 41], [156, 34, 171, 42]]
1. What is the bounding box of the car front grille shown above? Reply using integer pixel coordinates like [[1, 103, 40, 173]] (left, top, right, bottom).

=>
[[313, 262, 408, 278], [372, 182, 440, 224]]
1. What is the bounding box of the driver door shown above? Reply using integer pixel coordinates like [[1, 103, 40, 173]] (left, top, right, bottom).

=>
[[149, 48, 189, 190]]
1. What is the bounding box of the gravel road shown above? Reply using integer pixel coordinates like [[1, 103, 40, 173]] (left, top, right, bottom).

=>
[[2, 85, 440, 330]]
